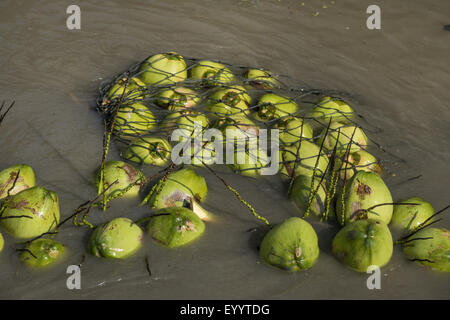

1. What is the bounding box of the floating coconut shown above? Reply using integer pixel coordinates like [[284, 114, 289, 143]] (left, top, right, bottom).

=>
[[95, 161, 144, 199], [332, 219, 393, 272], [139, 52, 187, 86], [124, 137, 172, 166], [317, 122, 368, 154], [147, 207, 205, 248], [114, 103, 156, 139], [229, 146, 269, 178], [279, 140, 329, 178], [254, 93, 298, 121], [148, 168, 208, 209], [189, 60, 235, 86], [0, 232, 3, 254], [20, 239, 65, 267], [336, 171, 393, 225], [244, 69, 281, 89], [107, 77, 147, 101], [308, 96, 354, 125], [391, 197, 434, 232], [334, 149, 382, 181], [154, 87, 200, 111], [274, 116, 313, 146], [89, 217, 143, 259], [0, 164, 36, 200], [259, 217, 319, 271], [290, 174, 329, 218], [402, 227, 450, 272], [0, 186, 60, 239], [206, 85, 251, 117]]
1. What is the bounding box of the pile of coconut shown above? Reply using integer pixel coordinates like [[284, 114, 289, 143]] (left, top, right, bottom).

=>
[[0, 52, 448, 273]]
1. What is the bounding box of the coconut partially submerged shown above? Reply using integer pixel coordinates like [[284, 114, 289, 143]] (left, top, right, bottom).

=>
[[148, 168, 207, 208], [124, 137, 172, 166], [279, 141, 329, 178], [0, 164, 36, 200], [95, 161, 144, 199], [229, 146, 269, 178], [332, 219, 393, 272], [189, 60, 235, 86], [254, 93, 298, 121], [161, 111, 210, 141], [402, 227, 450, 272], [139, 52, 187, 86], [0, 186, 60, 239], [114, 103, 156, 139], [0, 232, 4, 254], [335, 150, 382, 181], [318, 122, 368, 154], [391, 197, 434, 232], [307, 96, 354, 125], [206, 85, 251, 117], [336, 171, 393, 225], [147, 207, 205, 248], [259, 217, 319, 271], [155, 87, 200, 111], [106, 77, 147, 101], [290, 175, 330, 218], [244, 69, 281, 89], [89, 217, 143, 259], [20, 239, 65, 268], [275, 116, 313, 146]]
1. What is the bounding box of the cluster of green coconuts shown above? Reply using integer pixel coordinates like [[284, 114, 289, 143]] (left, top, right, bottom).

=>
[[0, 52, 448, 275]]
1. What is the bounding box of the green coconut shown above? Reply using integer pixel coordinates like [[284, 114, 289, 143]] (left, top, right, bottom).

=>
[[402, 227, 450, 272], [190, 142, 217, 167], [0, 186, 60, 239], [244, 69, 281, 89], [161, 111, 210, 140], [0, 164, 36, 200], [107, 77, 147, 101], [154, 87, 200, 111], [279, 141, 329, 178], [229, 147, 269, 178], [148, 168, 208, 210], [216, 115, 260, 143], [259, 217, 319, 271], [290, 175, 332, 218], [0, 232, 4, 253], [95, 161, 144, 198], [308, 96, 355, 125], [337, 171, 393, 225], [335, 150, 382, 181], [114, 103, 157, 139], [318, 122, 368, 154], [275, 116, 314, 146], [139, 52, 187, 86], [147, 207, 205, 248], [124, 137, 172, 166], [332, 219, 393, 272], [255, 93, 298, 121], [89, 217, 143, 259], [189, 60, 235, 86], [206, 85, 251, 117], [20, 239, 65, 268], [391, 197, 434, 232]]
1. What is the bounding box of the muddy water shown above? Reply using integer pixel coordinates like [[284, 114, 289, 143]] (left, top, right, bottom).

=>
[[0, 0, 449, 299]]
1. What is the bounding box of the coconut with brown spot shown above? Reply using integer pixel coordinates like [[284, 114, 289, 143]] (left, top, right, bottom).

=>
[[0, 186, 60, 239], [336, 171, 393, 225], [259, 217, 319, 271], [0, 164, 36, 200], [95, 161, 144, 199], [89, 217, 143, 259], [147, 207, 205, 248]]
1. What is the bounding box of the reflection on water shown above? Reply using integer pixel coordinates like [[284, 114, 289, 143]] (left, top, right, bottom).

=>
[[0, 0, 449, 299]]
